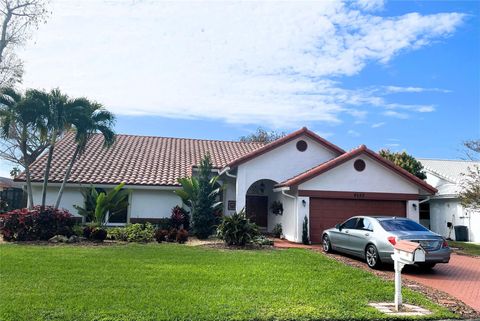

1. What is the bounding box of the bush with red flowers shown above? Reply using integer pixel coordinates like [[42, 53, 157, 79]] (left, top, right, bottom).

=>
[[0, 206, 75, 241], [170, 206, 190, 230], [176, 228, 189, 244]]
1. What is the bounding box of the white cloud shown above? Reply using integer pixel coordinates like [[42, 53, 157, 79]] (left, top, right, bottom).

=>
[[383, 110, 409, 119], [371, 122, 386, 128], [384, 86, 451, 93], [348, 129, 361, 137], [18, 0, 465, 128]]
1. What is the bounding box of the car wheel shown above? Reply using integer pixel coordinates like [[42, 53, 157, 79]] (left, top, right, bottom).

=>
[[365, 244, 381, 269], [322, 234, 332, 253]]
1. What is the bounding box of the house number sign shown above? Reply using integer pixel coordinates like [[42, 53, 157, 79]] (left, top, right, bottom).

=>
[[227, 200, 236, 211]]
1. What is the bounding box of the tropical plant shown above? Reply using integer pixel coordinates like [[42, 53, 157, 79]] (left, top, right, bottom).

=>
[[378, 149, 427, 180], [459, 140, 480, 211], [170, 205, 190, 230], [55, 100, 115, 208], [154, 228, 168, 243], [272, 223, 282, 238], [217, 210, 259, 246], [252, 235, 274, 246], [0, 88, 49, 208], [302, 216, 310, 245], [74, 183, 129, 227], [0, 206, 74, 241], [175, 153, 222, 239], [176, 228, 189, 244]]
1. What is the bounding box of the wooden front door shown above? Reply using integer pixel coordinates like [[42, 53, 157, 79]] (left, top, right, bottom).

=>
[[246, 196, 268, 227]]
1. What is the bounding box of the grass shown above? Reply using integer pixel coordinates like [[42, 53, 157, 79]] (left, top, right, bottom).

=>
[[449, 241, 480, 256], [0, 243, 455, 321]]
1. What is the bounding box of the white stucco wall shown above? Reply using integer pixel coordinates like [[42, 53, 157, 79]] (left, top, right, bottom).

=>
[[430, 198, 480, 242], [298, 155, 420, 194], [222, 176, 237, 216], [235, 135, 338, 211], [129, 189, 182, 219], [31, 185, 84, 216], [406, 200, 420, 223]]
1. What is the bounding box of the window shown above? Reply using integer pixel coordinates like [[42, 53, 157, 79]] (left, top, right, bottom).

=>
[[356, 218, 374, 231], [296, 140, 308, 152], [379, 219, 429, 232], [341, 218, 357, 229], [354, 159, 366, 172]]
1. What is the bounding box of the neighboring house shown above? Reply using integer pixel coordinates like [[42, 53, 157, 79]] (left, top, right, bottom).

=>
[[418, 159, 480, 242], [16, 127, 437, 243]]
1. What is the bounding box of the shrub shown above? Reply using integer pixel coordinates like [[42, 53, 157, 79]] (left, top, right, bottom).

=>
[[0, 206, 75, 242], [125, 223, 154, 242], [217, 210, 259, 246], [83, 225, 94, 239], [170, 206, 190, 230], [176, 228, 189, 244], [157, 218, 172, 230], [72, 224, 84, 237], [108, 227, 128, 241], [302, 216, 310, 245], [154, 229, 168, 243], [272, 223, 282, 238], [252, 235, 274, 246], [90, 227, 107, 242], [167, 228, 177, 242]]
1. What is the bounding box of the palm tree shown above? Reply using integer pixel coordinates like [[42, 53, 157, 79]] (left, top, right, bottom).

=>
[[0, 88, 48, 209], [34, 88, 72, 210], [54, 100, 115, 208]]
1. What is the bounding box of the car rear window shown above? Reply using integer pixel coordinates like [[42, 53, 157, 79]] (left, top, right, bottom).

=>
[[379, 219, 429, 232]]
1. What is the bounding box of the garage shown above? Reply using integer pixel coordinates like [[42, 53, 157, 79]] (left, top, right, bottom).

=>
[[309, 198, 406, 243]]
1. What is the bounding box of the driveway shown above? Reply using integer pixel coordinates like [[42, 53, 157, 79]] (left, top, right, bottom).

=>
[[274, 239, 480, 314], [403, 254, 480, 312]]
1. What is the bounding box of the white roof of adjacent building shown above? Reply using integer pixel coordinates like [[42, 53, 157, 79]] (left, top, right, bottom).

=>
[[418, 159, 480, 183]]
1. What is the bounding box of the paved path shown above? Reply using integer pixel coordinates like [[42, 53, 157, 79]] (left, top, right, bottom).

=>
[[403, 254, 480, 312], [274, 239, 480, 312]]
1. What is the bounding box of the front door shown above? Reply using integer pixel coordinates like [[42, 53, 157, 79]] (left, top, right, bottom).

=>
[[246, 196, 268, 227]]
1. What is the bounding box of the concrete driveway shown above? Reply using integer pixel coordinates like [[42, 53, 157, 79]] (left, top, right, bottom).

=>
[[403, 253, 480, 312]]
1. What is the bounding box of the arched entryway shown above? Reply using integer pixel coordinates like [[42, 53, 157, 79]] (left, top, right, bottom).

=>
[[245, 179, 278, 229]]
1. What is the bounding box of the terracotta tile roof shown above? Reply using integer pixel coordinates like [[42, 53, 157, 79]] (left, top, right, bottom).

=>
[[224, 127, 345, 169], [276, 145, 438, 194], [17, 133, 264, 187]]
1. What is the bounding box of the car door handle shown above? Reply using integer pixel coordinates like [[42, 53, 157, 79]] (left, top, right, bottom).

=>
[[345, 230, 349, 234], [364, 233, 370, 237]]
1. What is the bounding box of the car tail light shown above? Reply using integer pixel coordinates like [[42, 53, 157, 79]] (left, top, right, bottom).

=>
[[387, 236, 397, 246], [442, 239, 449, 248]]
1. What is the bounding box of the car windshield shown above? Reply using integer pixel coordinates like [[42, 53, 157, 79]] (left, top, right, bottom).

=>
[[379, 219, 429, 232]]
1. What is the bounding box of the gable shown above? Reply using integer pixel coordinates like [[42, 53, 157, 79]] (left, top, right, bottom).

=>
[[237, 134, 339, 187], [298, 154, 422, 194]]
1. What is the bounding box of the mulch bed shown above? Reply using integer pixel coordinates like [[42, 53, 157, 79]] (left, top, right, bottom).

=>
[[316, 249, 480, 319]]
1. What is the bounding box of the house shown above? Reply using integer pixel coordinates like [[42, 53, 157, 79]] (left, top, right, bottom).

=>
[[418, 159, 480, 242], [17, 127, 437, 243]]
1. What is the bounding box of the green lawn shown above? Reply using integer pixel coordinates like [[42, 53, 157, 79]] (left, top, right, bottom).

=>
[[449, 241, 480, 256], [0, 243, 454, 321]]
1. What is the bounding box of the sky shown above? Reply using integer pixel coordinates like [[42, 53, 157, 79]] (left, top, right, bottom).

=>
[[1, 0, 479, 176]]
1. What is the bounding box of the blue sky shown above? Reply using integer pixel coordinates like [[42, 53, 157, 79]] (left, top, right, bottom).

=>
[[1, 0, 479, 176]]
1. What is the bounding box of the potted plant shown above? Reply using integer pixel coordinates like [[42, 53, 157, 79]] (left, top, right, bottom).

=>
[[270, 201, 283, 215]]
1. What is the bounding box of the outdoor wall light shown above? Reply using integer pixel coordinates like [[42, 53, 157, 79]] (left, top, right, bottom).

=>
[[302, 199, 307, 207], [412, 203, 417, 211]]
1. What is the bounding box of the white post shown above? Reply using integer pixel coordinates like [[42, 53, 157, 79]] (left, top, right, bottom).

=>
[[394, 259, 405, 311]]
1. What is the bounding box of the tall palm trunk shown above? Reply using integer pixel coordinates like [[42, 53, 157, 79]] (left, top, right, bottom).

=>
[[54, 145, 80, 208], [40, 133, 57, 210], [20, 128, 34, 209]]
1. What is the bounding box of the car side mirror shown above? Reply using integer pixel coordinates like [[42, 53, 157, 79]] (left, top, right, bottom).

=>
[[335, 224, 341, 231]]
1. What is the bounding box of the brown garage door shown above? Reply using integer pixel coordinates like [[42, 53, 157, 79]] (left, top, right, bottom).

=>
[[309, 198, 406, 243]]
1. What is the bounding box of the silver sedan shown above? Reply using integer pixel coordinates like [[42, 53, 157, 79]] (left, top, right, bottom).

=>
[[321, 216, 451, 269]]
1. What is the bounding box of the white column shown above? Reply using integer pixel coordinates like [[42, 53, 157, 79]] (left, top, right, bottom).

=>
[[406, 200, 420, 222]]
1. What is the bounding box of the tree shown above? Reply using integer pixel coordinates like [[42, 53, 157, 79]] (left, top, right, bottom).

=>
[[239, 127, 286, 144], [175, 153, 222, 239], [459, 139, 480, 211], [54, 99, 116, 208], [378, 149, 427, 180], [0, 0, 48, 87], [0, 87, 47, 208]]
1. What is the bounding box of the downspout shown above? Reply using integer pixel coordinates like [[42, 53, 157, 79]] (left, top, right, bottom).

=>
[[419, 197, 430, 204], [219, 166, 236, 178]]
